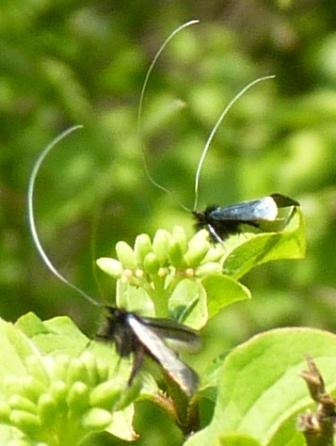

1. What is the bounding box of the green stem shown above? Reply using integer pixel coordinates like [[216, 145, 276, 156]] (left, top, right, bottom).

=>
[[151, 277, 169, 317]]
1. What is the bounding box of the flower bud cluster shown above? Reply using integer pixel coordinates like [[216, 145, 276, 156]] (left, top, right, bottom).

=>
[[97, 226, 224, 288], [0, 352, 135, 444]]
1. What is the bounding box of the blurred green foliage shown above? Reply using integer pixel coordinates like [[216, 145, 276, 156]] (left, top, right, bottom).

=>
[[1, 1, 336, 444]]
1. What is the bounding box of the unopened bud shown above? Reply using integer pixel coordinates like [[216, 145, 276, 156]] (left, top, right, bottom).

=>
[[152, 230, 170, 264], [10, 410, 41, 434], [81, 408, 112, 431], [96, 258, 123, 278], [90, 379, 123, 410], [172, 226, 188, 251], [143, 253, 160, 275], [196, 262, 222, 277], [116, 241, 137, 269], [168, 240, 185, 268], [67, 382, 89, 413], [134, 234, 152, 263]]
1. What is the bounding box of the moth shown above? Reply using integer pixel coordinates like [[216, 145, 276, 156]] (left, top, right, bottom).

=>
[[193, 193, 299, 243], [27, 126, 201, 397], [97, 307, 201, 397], [135, 24, 298, 245]]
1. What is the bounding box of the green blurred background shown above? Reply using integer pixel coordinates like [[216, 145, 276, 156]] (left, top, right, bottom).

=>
[[1, 1, 336, 444]]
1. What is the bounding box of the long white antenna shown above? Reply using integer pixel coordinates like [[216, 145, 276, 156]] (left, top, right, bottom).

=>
[[193, 75, 276, 211], [137, 19, 200, 212], [27, 125, 100, 307]]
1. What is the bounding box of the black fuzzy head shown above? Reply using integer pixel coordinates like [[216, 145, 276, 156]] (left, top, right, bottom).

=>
[[192, 205, 218, 231], [96, 306, 139, 357], [193, 206, 240, 242]]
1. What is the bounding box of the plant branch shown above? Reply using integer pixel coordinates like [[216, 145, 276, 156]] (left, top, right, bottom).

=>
[[298, 356, 336, 446]]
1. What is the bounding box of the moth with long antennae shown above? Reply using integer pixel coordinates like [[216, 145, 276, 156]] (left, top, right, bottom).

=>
[[137, 24, 299, 243], [27, 123, 200, 397]]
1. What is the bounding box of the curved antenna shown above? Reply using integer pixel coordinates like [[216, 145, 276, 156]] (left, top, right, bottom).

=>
[[27, 125, 100, 307], [193, 75, 276, 211], [137, 19, 200, 213]]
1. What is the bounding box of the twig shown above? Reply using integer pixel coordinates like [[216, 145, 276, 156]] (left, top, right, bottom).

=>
[[298, 356, 336, 446]]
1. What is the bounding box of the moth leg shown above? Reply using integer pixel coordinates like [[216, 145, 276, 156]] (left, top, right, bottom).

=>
[[128, 345, 145, 385], [114, 355, 122, 377], [207, 224, 224, 245]]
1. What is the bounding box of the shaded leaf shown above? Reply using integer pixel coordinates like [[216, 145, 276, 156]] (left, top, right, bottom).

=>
[[168, 279, 208, 329], [223, 208, 305, 279]]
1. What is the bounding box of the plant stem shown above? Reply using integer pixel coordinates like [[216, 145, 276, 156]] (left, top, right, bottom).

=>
[[299, 356, 335, 446]]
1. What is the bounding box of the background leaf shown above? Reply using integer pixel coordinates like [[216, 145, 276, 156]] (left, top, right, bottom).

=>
[[184, 327, 336, 446]]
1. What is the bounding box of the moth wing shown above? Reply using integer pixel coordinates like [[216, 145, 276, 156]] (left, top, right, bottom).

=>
[[140, 316, 201, 353], [210, 196, 278, 222], [270, 193, 300, 208], [127, 315, 198, 396]]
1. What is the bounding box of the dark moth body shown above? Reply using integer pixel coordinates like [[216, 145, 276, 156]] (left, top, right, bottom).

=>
[[193, 193, 299, 242], [97, 307, 200, 397]]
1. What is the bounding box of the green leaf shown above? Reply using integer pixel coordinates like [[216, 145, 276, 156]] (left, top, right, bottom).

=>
[[223, 208, 306, 279], [219, 433, 262, 446], [116, 281, 155, 316], [168, 279, 208, 329], [185, 327, 336, 446], [202, 274, 251, 319], [106, 406, 137, 441], [16, 312, 89, 356], [0, 318, 42, 397]]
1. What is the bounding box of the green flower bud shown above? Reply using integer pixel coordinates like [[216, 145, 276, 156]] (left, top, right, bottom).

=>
[[152, 230, 170, 264], [158, 267, 169, 278], [96, 258, 123, 278], [21, 377, 46, 403], [96, 362, 109, 383], [67, 382, 89, 413], [81, 408, 112, 431], [38, 394, 58, 425], [116, 241, 137, 269], [135, 268, 144, 279], [172, 226, 188, 252], [184, 240, 209, 267], [80, 352, 98, 387], [184, 268, 195, 278], [196, 262, 222, 277], [66, 358, 88, 385], [9, 395, 36, 414], [168, 239, 185, 268], [10, 410, 41, 434], [0, 402, 10, 422], [46, 355, 69, 381], [134, 233, 152, 263], [50, 381, 67, 409], [143, 252, 160, 275], [120, 268, 133, 283], [90, 379, 123, 410]]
